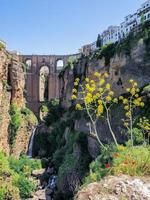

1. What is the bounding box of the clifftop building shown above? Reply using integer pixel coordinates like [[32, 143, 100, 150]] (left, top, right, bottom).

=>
[[81, 0, 150, 55]]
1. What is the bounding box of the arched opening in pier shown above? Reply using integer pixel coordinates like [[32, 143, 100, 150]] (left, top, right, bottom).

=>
[[39, 66, 49, 101]]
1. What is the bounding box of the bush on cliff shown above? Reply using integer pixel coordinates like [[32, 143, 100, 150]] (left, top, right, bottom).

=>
[[0, 152, 41, 199], [9, 103, 22, 146], [9, 103, 37, 147]]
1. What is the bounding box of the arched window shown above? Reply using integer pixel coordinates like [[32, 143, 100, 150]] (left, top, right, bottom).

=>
[[39, 66, 49, 102], [25, 59, 32, 68], [56, 59, 64, 71]]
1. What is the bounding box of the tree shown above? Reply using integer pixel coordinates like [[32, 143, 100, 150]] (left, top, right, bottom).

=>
[[96, 34, 102, 48], [71, 72, 118, 147]]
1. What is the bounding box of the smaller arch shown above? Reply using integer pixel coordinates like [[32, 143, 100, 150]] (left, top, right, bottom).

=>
[[25, 59, 32, 68], [56, 59, 64, 71]]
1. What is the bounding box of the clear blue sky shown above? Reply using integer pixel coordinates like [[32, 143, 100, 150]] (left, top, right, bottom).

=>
[[0, 0, 145, 55]]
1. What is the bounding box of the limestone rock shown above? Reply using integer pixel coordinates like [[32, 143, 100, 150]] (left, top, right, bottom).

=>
[[75, 175, 150, 200]]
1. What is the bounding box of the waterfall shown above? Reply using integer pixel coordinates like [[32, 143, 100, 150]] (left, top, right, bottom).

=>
[[28, 128, 36, 158]]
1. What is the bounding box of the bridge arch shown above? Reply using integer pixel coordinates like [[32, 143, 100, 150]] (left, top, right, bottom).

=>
[[25, 58, 32, 69], [56, 59, 64, 71], [39, 65, 49, 102]]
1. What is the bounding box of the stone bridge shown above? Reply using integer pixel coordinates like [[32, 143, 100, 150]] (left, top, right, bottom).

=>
[[19, 54, 79, 118]]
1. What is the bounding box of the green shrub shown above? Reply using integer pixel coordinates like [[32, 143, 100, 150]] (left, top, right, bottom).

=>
[[112, 146, 150, 176], [9, 103, 22, 146], [0, 42, 5, 50], [132, 128, 144, 145], [0, 181, 20, 200], [14, 176, 36, 199], [9, 155, 41, 176], [0, 152, 41, 199], [83, 145, 117, 185], [21, 107, 37, 125]]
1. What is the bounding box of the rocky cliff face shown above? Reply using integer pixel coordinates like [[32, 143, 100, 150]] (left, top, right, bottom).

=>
[[60, 39, 150, 108], [0, 49, 37, 156]]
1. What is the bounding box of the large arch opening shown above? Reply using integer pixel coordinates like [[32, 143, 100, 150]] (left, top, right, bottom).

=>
[[56, 59, 64, 71], [39, 66, 49, 102]]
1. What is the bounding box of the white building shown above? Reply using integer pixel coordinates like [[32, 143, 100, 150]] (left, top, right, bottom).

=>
[[137, 0, 150, 21], [90, 41, 98, 51], [101, 26, 120, 45], [79, 0, 150, 54], [120, 13, 138, 37]]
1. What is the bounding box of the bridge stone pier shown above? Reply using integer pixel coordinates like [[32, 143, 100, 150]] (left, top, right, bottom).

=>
[[19, 54, 78, 118]]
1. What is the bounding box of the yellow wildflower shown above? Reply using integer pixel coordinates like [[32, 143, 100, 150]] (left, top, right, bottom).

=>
[[98, 100, 102, 105], [126, 88, 130, 92], [95, 93, 101, 98], [113, 98, 118, 103], [99, 79, 105, 86], [119, 96, 124, 100], [104, 72, 109, 78], [126, 111, 131, 118], [140, 102, 144, 107], [135, 94, 139, 98], [97, 104, 104, 116], [124, 105, 129, 110], [106, 83, 111, 90], [129, 79, 134, 83], [72, 88, 77, 93], [75, 78, 80, 82], [123, 99, 128, 104], [106, 96, 112, 102], [124, 122, 129, 127], [94, 71, 101, 77], [75, 104, 82, 110], [71, 94, 77, 100], [130, 88, 136, 95], [99, 88, 104, 93], [133, 82, 138, 87], [85, 78, 89, 82], [90, 80, 95, 84], [74, 81, 78, 86], [108, 91, 114, 96], [117, 145, 125, 151]]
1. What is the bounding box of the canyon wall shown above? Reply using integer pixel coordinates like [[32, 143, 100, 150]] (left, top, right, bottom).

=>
[[60, 39, 150, 108], [0, 48, 37, 156], [58, 38, 150, 149]]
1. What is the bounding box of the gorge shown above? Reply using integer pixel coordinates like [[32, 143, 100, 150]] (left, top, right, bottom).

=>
[[0, 20, 150, 200]]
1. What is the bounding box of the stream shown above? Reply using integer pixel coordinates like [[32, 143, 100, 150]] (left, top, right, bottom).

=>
[[27, 128, 57, 200]]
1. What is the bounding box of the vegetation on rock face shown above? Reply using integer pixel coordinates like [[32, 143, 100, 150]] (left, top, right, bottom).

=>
[[71, 70, 150, 194], [0, 152, 41, 200], [9, 103, 22, 146], [0, 41, 5, 50], [9, 102, 37, 147]]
